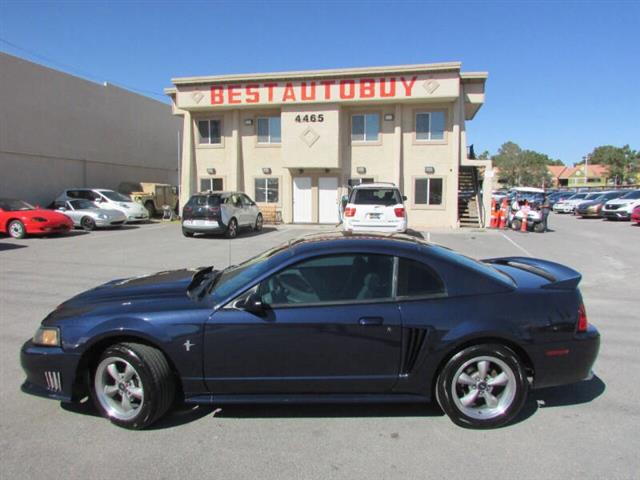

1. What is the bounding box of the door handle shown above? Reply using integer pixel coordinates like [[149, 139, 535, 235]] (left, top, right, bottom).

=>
[[359, 317, 384, 326]]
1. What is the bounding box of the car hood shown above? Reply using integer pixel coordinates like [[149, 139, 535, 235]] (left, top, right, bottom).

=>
[[13, 209, 70, 222], [80, 208, 126, 219], [605, 198, 639, 206]]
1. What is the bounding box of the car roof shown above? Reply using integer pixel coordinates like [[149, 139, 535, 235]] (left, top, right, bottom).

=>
[[352, 183, 399, 189], [285, 231, 429, 255], [191, 191, 237, 197]]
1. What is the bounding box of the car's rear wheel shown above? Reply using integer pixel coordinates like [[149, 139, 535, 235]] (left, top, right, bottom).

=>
[[81, 216, 96, 231], [225, 218, 238, 238], [533, 222, 545, 233], [511, 219, 522, 231], [8, 220, 26, 239], [182, 228, 194, 237], [436, 344, 527, 429], [254, 213, 263, 232], [92, 342, 175, 429]]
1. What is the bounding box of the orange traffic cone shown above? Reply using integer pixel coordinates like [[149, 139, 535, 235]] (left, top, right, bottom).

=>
[[490, 210, 498, 228], [520, 215, 528, 232], [498, 210, 506, 229]]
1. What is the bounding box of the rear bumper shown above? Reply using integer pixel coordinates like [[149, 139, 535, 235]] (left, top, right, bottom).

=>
[[20, 340, 81, 402], [529, 325, 600, 389], [343, 220, 407, 233], [182, 219, 225, 233]]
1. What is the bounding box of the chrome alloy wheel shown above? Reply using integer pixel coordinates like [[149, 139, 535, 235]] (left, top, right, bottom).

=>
[[95, 357, 144, 421], [9, 221, 25, 238], [451, 355, 517, 420]]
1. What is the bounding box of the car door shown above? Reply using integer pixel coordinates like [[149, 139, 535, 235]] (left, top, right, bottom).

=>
[[240, 194, 258, 225], [203, 253, 402, 395]]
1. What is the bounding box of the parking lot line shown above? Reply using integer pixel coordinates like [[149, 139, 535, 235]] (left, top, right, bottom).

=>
[[500, 232, 533, 257]]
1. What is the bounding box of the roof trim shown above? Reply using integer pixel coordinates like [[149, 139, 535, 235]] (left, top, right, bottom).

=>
[[171, 62, 463, 85], [461, 72, 489, 81]]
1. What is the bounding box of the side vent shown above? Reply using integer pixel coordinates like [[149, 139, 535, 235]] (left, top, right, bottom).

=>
[[401, 328, 428, 375]]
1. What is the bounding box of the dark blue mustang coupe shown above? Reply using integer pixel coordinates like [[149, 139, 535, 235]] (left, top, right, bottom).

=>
[[21, 233, 599, 429]]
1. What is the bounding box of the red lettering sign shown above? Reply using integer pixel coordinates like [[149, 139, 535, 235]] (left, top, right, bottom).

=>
[[320, 80, 335, 100], [339, 79, 355, 99], [228, 84, 242, 104], [400, 76, 417, 96], [245, 84, 260, 103], [282, 82, 297, 102], [359, 78, 375, 98], [300, 81, 316, 101], [211, 86, 224, 104], [264, 82, 278, 102], [380, 77, 396, 97]]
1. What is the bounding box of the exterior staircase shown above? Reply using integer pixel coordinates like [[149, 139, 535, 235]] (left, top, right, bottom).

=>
[[458, 167, 482, 228]]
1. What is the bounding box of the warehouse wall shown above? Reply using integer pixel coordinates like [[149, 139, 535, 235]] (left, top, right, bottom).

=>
[[0, 52, 181, 205]]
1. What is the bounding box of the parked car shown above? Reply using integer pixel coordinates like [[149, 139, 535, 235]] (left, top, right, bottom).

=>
[[20, 232, 599, 430], [553, 192, 590, 213], [547, 191, 574, 207], [601, 190, 640, 220], [631, 205, 640, 225], [117, 182, 179, 217], [50, 199, 127, 230], [575, 191, 625, 218], [55, 189, 149, 223], [342, 183, 407, 233], [182, 191, 262, 238], [0, 198, 73, 238]]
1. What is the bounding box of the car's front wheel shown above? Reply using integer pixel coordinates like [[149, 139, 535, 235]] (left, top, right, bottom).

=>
[[436, 344, 527, 429], [8, 220, 26, 239], [92, 342, 175, 429], [81, 217, 96, 231], [254, 213, 263, 232]]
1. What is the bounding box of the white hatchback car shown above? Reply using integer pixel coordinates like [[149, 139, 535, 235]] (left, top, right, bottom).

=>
[[342, 183, 407, 233], [601, 189, 640, 220], [56, 188, 149, 223]]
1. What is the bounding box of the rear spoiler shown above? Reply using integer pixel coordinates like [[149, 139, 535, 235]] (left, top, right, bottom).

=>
[[483, 256, 582, 290]]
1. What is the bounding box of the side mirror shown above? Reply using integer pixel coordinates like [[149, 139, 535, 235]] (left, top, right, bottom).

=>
[[238, 292, 265, 314], [57, 207, 67, 211]]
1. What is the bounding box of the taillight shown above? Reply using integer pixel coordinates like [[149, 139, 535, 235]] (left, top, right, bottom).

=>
[[577, 304, 588, 332], [394, 207, 405, 218], [344, 207, 356, 217]]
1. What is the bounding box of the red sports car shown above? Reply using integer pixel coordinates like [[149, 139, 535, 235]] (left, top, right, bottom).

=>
[[632, 205, 640, 225], [0, 198, 73, 239]]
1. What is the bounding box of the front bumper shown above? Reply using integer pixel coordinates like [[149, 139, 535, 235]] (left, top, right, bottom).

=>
[[28, 223, 73, 235], [602, 209, 631, 220], [529, 325, 600, 389], [20, 340, 82, 402]]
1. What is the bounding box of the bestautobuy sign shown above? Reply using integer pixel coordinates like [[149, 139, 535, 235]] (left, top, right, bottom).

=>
[[178, 74, 458, 108]]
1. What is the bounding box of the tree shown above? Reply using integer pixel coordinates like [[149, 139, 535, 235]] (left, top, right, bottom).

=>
[[492, 142, 553, 187], [586, 145, 639, 185]]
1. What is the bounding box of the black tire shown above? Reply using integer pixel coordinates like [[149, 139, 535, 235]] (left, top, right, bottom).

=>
[[144, 202, 156, 218], [182, 228, 194, 237], [81, 216, 96, 231], [7, 220, 26, 239], [92, 342, 175, 429], [225, 218, 238, 239], [435, 344, 527, 429], [254, 213, 263, 232], [533, 222, 545, 233], [511, 219, 522, 231]]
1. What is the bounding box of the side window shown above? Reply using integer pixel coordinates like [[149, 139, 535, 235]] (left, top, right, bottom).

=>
[[258, 254, 394, 306], [241, 194, 255, 207], [67, 190, 80, 199], [397, 258, 445, 298]]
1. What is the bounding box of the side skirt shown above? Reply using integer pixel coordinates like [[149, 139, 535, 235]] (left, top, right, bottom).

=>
[[184, 393, 431, 405]]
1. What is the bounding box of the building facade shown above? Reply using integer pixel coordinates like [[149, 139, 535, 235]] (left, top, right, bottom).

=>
[[0, 52, 181, 206], [166, 62, 489, 228]]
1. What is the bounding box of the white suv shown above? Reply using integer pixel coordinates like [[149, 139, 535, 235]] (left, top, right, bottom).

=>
[[342, 183, 407, 233], [601, 189, 640, 220]]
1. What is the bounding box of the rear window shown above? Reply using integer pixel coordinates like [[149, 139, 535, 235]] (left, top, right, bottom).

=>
[[350, 188, 402, 206], [187, 195, 222, 207]]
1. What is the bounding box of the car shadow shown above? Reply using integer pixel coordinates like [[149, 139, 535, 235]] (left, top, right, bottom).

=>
[[190, 226, 278, 240], [36, 230, 89, 239], [510, 375, 606, 427], [93, 225, 140, 231], [0, 242, 28, 251]]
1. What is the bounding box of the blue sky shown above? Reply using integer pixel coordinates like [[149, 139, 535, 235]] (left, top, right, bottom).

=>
[[1, 0, 638, 165]]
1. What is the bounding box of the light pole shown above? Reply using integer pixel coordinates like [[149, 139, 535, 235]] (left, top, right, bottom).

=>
[[583, 154, 589, 189]]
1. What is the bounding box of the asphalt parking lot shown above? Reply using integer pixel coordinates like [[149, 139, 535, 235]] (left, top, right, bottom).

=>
[[1, 215, 638, 480]]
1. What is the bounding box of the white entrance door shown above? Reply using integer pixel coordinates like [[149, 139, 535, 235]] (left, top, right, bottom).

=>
[[293, 177, 312, 223], [318, 177, 339, 224]]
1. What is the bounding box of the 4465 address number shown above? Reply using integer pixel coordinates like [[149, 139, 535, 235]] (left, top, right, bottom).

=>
[[295, 114, 324, 123]]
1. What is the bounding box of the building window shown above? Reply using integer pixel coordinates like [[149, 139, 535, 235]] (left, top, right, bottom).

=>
[[415, 178, 444, 206], [257, 117, 281, 144], [416, 112, 445, 141], [351, 113, 380, 142], [200, 177, 223, 192], [198, 119, 222, 144], [254, 178, 279, 203]]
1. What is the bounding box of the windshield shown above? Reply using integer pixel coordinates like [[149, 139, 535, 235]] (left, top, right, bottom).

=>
[[350, 188, 402, 206], [69, 199, 96, 210], [621, 190, 640, 200], [100, 190, 131, 202], [187, 195, 222, 207], [569, 193, 587, 200], [584, 192, 603, 200], [0, 199, 35, 211], [208, 243, 292, 304], [119, 183, 143, 194]]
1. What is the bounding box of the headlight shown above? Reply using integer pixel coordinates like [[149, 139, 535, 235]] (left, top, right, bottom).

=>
[[33, 327, 60, 347], [98, 214, 108, 219], [120, 203, 130, 209], [33, 217, 47, 222]]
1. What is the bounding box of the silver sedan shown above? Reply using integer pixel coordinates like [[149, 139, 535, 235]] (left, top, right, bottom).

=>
[[53, 199, 127, 230]]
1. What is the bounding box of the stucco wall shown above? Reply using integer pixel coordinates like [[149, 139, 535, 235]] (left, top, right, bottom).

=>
[[0, 52, 181, 205]]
